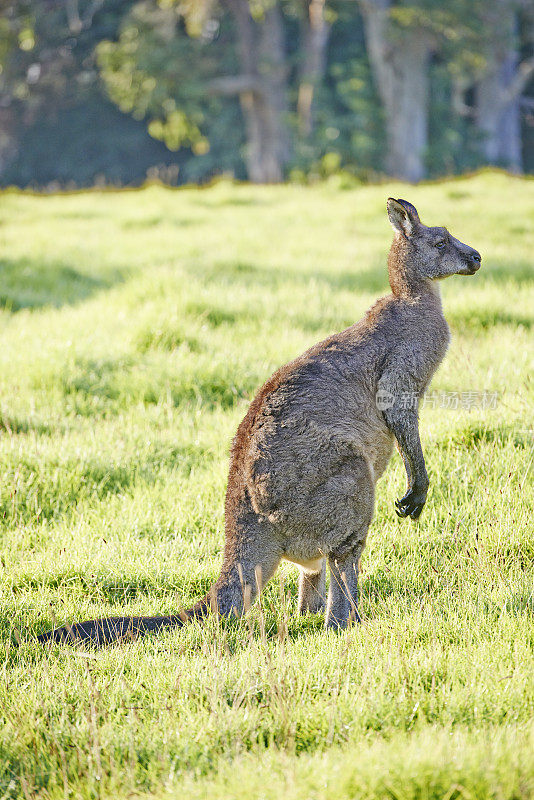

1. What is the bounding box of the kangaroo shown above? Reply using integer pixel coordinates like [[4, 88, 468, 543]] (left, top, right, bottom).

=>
[[38, 198, 481, 645]]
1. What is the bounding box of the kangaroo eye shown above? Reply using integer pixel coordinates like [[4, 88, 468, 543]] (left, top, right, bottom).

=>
[[435, 240, 446, 249]]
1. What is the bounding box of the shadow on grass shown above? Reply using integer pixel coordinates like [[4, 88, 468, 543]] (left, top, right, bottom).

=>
[[120, 215, 200, 230], [0, 256, 126, 311], [0, 456, 140, 526], [186, 258, 389, 296], [478, 259, 534, 287], [192, 255, 533, 295], [191, 195, 274, 208], [443, 422, 532, 450], [448, 308, 532, 332], [57, 356, 257, 416], [504, 591, 534, 616], [359, 570, 437, 610], [0, 414, 54, 436], [0, 438, 213, 526]]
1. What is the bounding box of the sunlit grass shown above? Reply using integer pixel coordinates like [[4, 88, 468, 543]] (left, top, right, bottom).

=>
[[0, 171, 533, 798]]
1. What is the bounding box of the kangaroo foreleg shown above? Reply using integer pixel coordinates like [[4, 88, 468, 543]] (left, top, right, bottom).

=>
[[378, 374, 429, 520]]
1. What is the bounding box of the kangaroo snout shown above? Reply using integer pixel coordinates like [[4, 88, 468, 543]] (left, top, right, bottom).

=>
[[460, 249, 482, 275]]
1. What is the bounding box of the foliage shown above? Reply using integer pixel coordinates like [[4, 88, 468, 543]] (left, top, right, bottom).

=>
[[1, 96, 182, 187], [0, 0, 183, 187], [0, 173, 533, 797], [96, 0, 245, 181], [0, 0, 532, 185], [289, 1, 385, 180]]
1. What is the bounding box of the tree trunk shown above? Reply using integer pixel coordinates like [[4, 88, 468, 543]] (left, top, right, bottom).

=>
[[358, 0, 433, 182], [223, 0, 289, 183], [384, 32, 432, 182], [476, 52, 522, 170], [297, 0, 330, 137], [474, 4, 533, 173], [0, 107, 18, 178]]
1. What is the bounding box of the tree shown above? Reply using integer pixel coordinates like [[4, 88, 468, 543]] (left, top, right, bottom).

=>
[[1, 0, 533, 186], [473, 1, 534, 171], [297, 0, 330, 137], [97, 0, 335, 183], [0, 0, 179, 187], [215, 0, 290, 182], [0, 0, 35, 173], [357, 0, 435, 182], [96, 0, 247, 181], [443, 0, 534, 173]]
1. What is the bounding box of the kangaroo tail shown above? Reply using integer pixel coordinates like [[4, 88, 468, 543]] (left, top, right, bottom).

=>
[[36, 563, 251, 646], [36, 594, 215, 646], [37, 595, 211, 645]]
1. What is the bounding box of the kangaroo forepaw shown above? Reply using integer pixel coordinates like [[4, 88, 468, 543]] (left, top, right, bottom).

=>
[[395, 488, 426, 520]]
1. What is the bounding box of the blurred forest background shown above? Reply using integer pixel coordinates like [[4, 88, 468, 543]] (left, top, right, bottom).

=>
[[1, 0, 534, 189]]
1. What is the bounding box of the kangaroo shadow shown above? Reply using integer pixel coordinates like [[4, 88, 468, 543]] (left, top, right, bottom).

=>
[[0, 256, 126, 312]]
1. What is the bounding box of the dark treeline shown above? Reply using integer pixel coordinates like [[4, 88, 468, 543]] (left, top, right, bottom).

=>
[[1, 0, 533, 188]]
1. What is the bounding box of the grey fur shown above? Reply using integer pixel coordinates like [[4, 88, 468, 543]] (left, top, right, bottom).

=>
[[38, 198, 481, 645]]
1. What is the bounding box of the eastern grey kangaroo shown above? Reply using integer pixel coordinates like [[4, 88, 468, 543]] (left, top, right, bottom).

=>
[[38, 198, 481, 644]]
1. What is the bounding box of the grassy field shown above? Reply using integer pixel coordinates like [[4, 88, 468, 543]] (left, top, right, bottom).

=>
[[0, 171, 533, 799]]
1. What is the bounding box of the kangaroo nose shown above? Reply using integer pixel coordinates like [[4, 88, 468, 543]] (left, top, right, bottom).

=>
[[471, 250, 481, 263]]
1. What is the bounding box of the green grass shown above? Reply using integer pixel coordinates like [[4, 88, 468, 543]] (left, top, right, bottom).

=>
[[0, 171, 533, 799]]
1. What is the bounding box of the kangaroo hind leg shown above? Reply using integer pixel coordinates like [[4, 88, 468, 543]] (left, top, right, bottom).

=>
[[298, 558, 326, 614], [326, 546, 364, 629], [324, 456, 374, 630], [213, 519, 283, 619]]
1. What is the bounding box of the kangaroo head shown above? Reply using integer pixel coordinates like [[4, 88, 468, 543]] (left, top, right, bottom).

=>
[[386, 198, 481, 295]]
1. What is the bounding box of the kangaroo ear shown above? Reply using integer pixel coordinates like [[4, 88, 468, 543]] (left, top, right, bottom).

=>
[[387, 198, 420, 237]]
